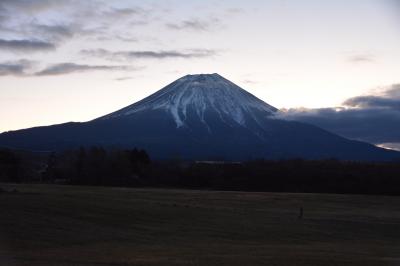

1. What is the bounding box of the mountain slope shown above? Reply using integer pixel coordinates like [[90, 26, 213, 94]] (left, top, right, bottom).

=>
[[99, 73, 277, 130], [0, 73, 399, 161]]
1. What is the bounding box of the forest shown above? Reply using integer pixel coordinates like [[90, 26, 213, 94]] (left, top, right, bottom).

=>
[[1, 147, 400, 195]]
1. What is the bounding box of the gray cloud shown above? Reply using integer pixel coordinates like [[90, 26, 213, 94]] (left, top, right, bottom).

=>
[[0, 64, 25, 76], [0, 39, 55, 52], [381, 84, 400, 97], [0, 2, 151, 48], [166, 18, 220, 31], [343, 84, 400, 109], [344, 96, 400, 110], [0, 0, 68, 13], [35, 63, 135, 76], [242, 79, 258, 84], [32, 24, 75, 41], [0, 8, 8, 24], [276, 84, 400, 147], [0, 59, 33, 76], [114, 76, 134, 81], [0, 60, 138, 76], [95, 34, 138, 43], [114, 35, 138, 42], [347, 54, 375, 64], [102, 7, 146, 18], [225, 8, 244, 14], [81, 48, 217, 60]]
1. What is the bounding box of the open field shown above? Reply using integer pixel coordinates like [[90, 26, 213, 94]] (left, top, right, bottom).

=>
[[1, 184, 400, 265]]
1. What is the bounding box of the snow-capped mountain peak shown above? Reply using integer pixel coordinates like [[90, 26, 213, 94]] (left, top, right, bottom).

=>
[[100, 73, 278, 128]]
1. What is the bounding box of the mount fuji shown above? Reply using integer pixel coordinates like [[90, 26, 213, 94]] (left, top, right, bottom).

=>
[[0, 73, 398, 161]]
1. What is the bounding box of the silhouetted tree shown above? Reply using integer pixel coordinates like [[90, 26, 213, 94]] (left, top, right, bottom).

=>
[[0, 149, 21, 182], [42, 152, 58, 182]]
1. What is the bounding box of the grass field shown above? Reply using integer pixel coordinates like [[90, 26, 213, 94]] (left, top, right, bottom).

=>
[[1, 184, 400, 265]]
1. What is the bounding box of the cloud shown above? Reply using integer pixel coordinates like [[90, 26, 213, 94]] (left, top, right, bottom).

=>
[[347, 53, 375, 64], [343, 84, 400, 109], [35, 63, 136, 76], [242, 79, 258, 84], [95, 34, 139, 43], [166, 18, 220, 31], [0, 59, 33, 76], [81, 48, 217, 60], [0, 61, 139, 76], [0, 0, 68, 13], [0, 2, 151, 47], [225, 8, 244, 14], [114, 76, 134, 81], [102, 7, 146, 18], [0, 39, 55, 52], [114, 35, 138, 42], [385, 84, 400, 96], [0, 8, 8, 24], [276, 84, 400, 147], [343, 96, 400, 109], [32, 24, 75, 41]]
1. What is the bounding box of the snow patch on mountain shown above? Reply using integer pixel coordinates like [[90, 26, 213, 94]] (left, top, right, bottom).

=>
[[100, 73, 278, 128]]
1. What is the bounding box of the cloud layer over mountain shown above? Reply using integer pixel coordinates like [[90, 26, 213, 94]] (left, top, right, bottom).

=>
[[277, 84, 400, 150]]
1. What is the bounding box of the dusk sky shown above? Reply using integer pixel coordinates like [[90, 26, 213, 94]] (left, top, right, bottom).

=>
[[1, 0, 400, 149]]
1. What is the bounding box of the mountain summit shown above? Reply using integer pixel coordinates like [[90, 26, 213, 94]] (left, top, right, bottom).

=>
[[99, 73, 277, 129], [0, 73, 399, 161]]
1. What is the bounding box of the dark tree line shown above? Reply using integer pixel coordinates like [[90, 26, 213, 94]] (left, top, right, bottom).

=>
[[0, 149, 21, 182], [1, 147, 400, 195], [139, 159, 400, 195], [42, 147, 151, 186], [167, 160, 400, 195]]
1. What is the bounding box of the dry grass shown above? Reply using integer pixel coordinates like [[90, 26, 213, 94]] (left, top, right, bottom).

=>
[[1, 184, 400, 265]]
